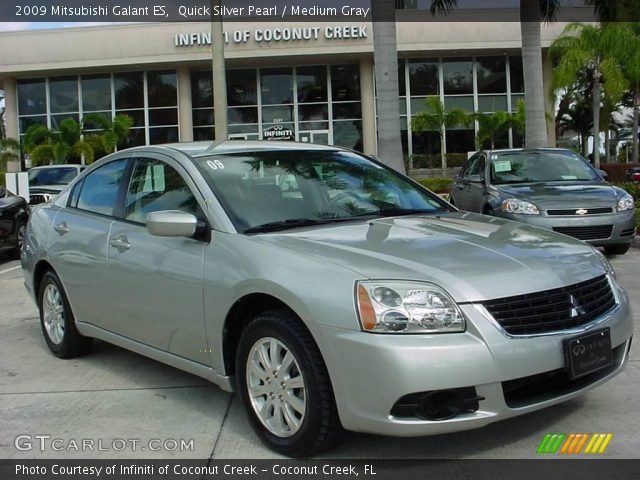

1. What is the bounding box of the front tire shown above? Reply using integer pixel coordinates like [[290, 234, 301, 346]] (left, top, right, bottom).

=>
[[38, 271, 92, 358], [604, 244, 630, 255], [11, 221, 26, 259], [236, 310, 343, 457]]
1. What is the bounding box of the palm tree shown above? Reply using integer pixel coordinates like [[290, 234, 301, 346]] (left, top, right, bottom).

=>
[[616, 23, 640, 164], [551, 23, 626, 168], [0, 137, 20, 171], [556, 96, 593, 157], [24, 118, 94, 166], [474, 111, 514, 150], [371, 0, 457, 174], [82, 113, 134, 157], [411, 96, 471, 174]]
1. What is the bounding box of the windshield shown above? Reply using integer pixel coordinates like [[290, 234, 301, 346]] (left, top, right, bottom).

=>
[[194, 150, 449, 233], [490, 151, 600, 185], [28, 167, 78, 187]]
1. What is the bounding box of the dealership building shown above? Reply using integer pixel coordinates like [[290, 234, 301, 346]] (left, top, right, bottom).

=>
[[0, 11, 581, 168]]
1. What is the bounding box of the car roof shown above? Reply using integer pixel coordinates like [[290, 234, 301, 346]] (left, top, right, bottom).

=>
[[481, 148, 575, 155], [128, 140, 343, 159], [29, 164, 83, 170]]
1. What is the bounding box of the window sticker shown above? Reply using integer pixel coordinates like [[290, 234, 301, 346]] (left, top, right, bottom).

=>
[[561, 175, 578, 180], [207, 159, 225, 170], [493, 160, 511, 173]]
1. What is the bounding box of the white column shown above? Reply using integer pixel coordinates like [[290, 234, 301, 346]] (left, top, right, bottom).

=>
[[3, 77, 21, 172], [177, 66, 193, 143], [359, 57, 376, 156]]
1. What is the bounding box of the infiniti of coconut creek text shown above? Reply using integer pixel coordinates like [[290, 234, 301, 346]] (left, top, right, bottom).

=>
[[15, 463, 378, 477], [14, 4, 371, 19]]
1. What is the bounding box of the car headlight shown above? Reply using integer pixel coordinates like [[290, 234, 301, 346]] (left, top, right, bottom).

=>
[[593, 248, 616, 279], [356, 281, 465, 334], [501, 198, 540, 215], [617, 193, 634, 212]]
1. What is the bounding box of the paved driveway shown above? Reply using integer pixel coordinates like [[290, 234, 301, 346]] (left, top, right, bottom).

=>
[[0, 250, 638, 459]]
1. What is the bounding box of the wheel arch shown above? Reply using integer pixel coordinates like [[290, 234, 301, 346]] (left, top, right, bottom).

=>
[[33, 259, 56, 298], [222, 292, 312, 378]]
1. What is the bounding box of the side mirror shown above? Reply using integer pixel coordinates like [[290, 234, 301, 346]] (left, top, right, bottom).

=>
[[598, 169, 608, 179], [467, 174, 485, 184], [146, 210, 197, 237]]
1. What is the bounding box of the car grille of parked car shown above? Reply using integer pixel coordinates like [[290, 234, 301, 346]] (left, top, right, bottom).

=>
[[546, 207, 613, 216], [483, 275, 615, 335], [552, 225, 613, 240], [29, 194, 50, 205]]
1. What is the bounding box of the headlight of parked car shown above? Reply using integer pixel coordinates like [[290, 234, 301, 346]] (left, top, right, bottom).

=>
[[617, 193, 634, 212], [501, 198, 540, 215], [356, 281, 465, 334], [593, 248, 616, 278]]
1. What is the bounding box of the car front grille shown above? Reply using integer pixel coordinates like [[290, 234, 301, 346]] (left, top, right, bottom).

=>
[[29, 194, 50, 205], [547, 207, 613, 216], [482, 275, 616, 335], [552, 225, 613, 240]]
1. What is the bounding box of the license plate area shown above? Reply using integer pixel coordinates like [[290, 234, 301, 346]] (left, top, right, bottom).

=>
[[563, 328, 613, 380]]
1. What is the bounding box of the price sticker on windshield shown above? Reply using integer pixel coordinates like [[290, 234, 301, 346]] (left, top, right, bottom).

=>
[[493, 160, 511, 173]]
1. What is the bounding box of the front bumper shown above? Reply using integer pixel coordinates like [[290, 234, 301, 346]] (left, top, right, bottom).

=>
[[317, 277, 633, 436], [494, 210, 636, 246]]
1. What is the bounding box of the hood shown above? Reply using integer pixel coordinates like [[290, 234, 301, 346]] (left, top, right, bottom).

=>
[[29, 185, 65, 194], [260, 212, 606, 302], [494, 182, 619, 209]]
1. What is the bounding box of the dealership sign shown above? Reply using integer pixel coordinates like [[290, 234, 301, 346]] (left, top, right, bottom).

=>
[[263, 125, 295, 141], [175, 25, 368, 47]]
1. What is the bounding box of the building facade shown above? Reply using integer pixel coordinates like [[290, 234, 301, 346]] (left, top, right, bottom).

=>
[[0, 19, 568, 169]]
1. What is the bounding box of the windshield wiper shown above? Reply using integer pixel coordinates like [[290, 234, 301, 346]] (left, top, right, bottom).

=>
[[243, 218, 332, 234]]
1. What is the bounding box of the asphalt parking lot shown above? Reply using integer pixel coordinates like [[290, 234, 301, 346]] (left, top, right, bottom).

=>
[[0, 249, 638, 460]]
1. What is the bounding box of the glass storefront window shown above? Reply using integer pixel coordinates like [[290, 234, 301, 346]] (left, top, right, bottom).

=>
[[260, 67, 293, 105], [444, 95, 474, 112], [114, 72, 144, 109], [117, 109, 145, 127], [510, 56, 524, 93], [82, 75, 112, 112], [443, 59, 473, 95], [149, 108, 178, 126], [297, 66, 327, 103], [19, 115, 47, 134], [148, 71, 177, 108], [409, 59, 439, 96], [476, 57, 507, 94], [193, 109, 214, 127], [333, 102, 361, 120], [299, 104, 328, 122], [331, 65, 360, 101], [333, 120, 362, 150], [478, 95, 508, 112], [262, 105, 293, 123], [227, 69, 257, 106], [51, 114, 79, 130], [119, 128, 146, 149], [228, 107, 259, 124], [18, 79, 46, 116], [191, 71, 213, 108], [49, 76, 78, 113], [194, 127, 215, 141], [149, 127, 179, 145], [397, 59, 406, 97]]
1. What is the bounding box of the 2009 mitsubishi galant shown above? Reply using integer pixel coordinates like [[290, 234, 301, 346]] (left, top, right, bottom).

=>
[[22, 141, 633, 457]]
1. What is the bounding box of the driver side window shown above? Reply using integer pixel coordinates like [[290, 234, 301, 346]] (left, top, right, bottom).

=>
[[124, 158, 198, 225]]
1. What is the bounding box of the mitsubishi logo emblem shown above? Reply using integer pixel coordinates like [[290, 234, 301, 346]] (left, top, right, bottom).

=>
[[575, 208, 588, 215], [569, 295, 586, 318]]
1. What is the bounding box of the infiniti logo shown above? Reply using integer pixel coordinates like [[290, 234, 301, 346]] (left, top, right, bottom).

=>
[[569, 295, 586, 318], [572, 344, 586, 356]]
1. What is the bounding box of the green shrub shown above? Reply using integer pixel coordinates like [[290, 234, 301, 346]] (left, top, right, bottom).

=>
[[418, 178, 453, 193]]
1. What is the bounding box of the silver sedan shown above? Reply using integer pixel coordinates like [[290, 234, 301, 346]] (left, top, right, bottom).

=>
[[21, 142, 633, 457]]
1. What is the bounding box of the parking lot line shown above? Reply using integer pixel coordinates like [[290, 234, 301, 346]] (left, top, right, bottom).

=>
[[0, 265, 21, 275]]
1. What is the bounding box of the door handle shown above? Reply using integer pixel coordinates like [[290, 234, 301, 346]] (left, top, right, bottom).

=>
[[53, 222, 70, 235], [109, 235, 131, 252]]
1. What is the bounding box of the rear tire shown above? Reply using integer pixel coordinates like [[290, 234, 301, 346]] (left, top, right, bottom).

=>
[[604, 244, 630, 255], [38, 271, 93, 358], [10, 221, 26, 260], [236, 310, 343, 457]]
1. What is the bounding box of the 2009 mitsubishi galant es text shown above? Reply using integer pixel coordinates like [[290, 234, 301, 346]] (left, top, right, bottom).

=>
[[22, 141, 633, 457]]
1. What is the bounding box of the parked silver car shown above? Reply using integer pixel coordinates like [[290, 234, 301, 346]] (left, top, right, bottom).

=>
[[22, 142, 633, 457], [27, 164, 86, 205], [449, 149, 636, 255]]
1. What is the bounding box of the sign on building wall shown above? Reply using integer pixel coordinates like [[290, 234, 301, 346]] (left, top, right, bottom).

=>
[[263, 125, 295, 141], [175, 25, 368, 47]]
